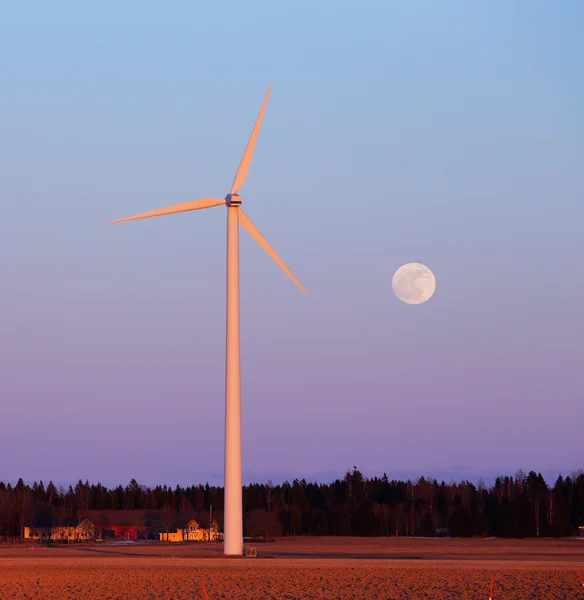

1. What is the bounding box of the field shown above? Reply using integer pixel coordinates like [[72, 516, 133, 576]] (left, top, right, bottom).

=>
[[0, 537, 583, 599]]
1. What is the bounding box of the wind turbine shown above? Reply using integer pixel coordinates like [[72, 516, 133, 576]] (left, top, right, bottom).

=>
[[110, 84, 306, 556]]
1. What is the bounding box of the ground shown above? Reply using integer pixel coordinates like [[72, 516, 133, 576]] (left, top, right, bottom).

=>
[[0, 537, 583, 599]]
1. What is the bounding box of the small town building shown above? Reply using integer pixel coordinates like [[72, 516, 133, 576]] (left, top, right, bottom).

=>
[[78, 510, 163, 540], [24, 518, 95, 542], [159, 518, 221, 542]]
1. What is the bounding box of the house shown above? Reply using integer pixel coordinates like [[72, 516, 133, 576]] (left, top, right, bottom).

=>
[[24, 518, 95, 542], [77, 510, 165, 541], [159, 518, 221, 542]]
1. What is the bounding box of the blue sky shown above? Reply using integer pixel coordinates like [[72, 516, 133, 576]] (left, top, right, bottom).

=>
[[1, 1, 583, 487]]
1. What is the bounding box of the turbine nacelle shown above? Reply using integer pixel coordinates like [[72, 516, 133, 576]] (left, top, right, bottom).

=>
[[225, 193, 242, 207]]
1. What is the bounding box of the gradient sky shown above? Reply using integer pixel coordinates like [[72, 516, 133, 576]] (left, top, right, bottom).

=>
[[1, 1, 583, 489]]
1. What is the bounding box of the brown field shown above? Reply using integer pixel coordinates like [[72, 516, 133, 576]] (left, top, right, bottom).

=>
[[0, 537, 583, 599]]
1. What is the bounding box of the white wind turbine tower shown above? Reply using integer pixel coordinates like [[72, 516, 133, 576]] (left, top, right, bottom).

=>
[[110, 84, 306, 556]]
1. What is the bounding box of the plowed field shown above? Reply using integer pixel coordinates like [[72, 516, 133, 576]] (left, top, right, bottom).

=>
[[0, 538, 582, 599]]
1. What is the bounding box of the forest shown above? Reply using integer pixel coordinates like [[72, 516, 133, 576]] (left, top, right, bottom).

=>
[[1, 468, 583, 540]]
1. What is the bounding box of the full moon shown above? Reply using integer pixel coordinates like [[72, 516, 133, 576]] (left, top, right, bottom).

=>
[[392, 263, 436, 305]]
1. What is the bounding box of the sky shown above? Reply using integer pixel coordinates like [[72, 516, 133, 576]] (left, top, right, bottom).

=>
[[1, 1, 583, 489]]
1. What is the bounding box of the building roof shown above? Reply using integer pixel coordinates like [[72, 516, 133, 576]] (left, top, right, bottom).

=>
[[27, 517, 93, 528], [75, 510, 219, 530], [163, 517, 219, 532]]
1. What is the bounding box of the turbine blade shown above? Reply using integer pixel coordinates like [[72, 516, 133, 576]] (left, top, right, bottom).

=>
[[109, 197, 225, 224], [230, 84, 272, 195], [239, 208, 307, 294]]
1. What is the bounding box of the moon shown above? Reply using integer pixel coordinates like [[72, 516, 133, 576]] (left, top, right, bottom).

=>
[[392, 263, 436, 305]]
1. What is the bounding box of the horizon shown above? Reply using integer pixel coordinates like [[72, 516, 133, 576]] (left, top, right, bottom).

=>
[[4, 465, 583, 492]]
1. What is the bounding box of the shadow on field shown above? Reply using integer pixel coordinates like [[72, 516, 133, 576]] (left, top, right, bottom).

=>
[[270, 551, 428, 560], [49, 546, 169, 558]]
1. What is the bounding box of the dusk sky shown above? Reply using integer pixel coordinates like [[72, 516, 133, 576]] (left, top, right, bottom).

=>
[[1, 2, 583, 489]]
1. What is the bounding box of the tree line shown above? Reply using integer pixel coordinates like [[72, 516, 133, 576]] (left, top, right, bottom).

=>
[[1, 468, 583, 540]]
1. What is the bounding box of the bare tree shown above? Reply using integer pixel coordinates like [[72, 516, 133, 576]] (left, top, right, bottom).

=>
[[393, 501, 403, 536], [0, 490, 13, 541], [265, 480, 276, 512], [373, 503, 390, 536], [515, 470, 526, 494], [244, 509, 281, 541], [15, 480, 34, 541], [161, 505, 175, 542]]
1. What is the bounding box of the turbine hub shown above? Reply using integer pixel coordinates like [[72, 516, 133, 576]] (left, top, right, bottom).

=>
[[225, 193, 242, 207]]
